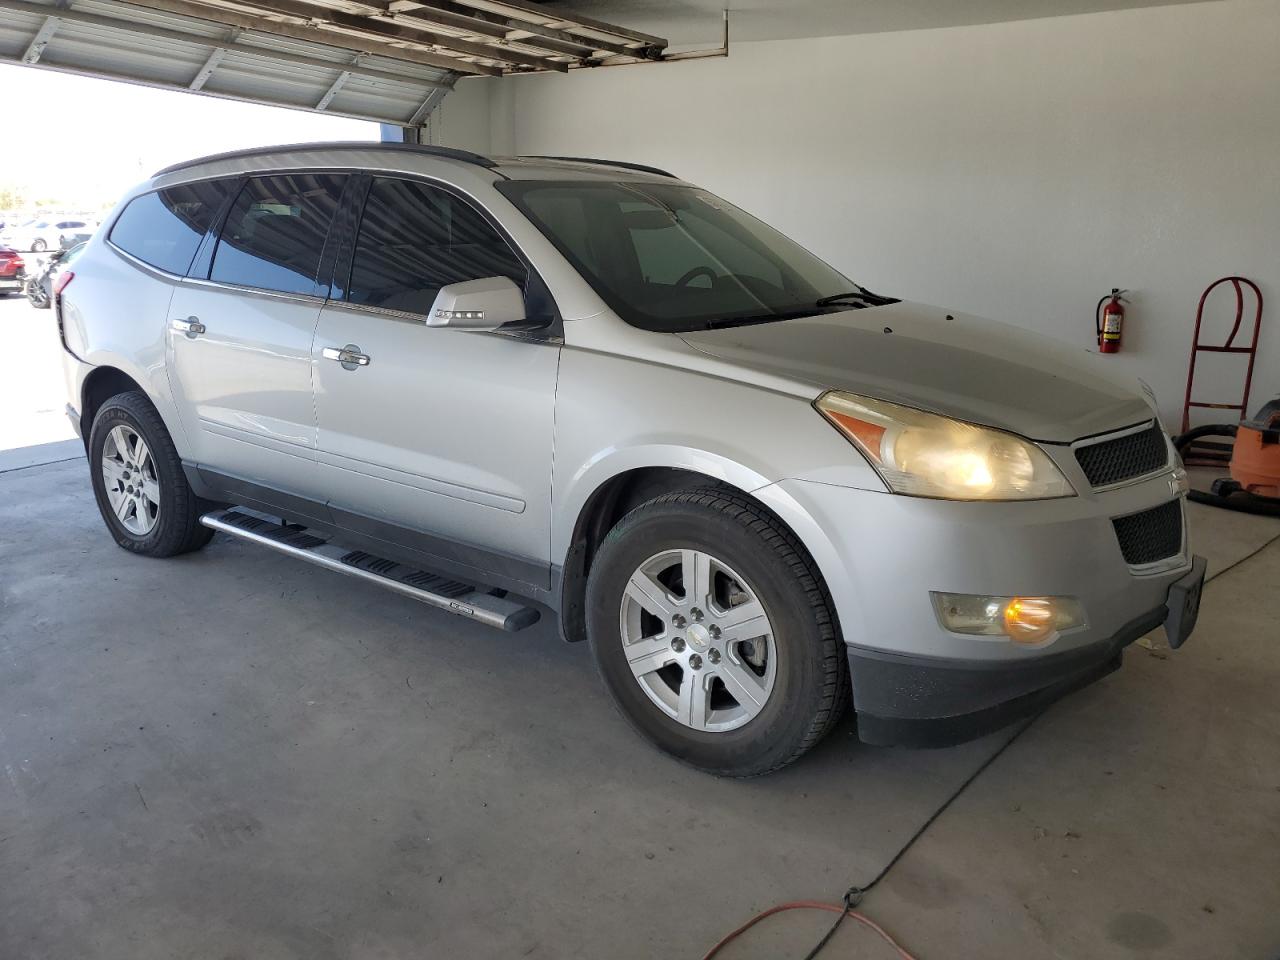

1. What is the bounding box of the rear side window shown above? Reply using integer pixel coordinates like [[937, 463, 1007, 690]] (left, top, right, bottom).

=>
[[345, 177, 525, 315], [109, 180, 233, 275], [211, 173, 346, 297]]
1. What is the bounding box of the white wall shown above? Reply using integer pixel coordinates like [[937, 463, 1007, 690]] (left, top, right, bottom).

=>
[[438, 0, 1279, 431]]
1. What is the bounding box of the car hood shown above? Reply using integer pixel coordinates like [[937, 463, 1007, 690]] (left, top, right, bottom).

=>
[[678, 301, 1152, 443]]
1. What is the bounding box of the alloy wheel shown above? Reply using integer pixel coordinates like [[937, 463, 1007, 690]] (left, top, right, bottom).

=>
[[619, 549, 777, 732], [101, 425, 160, 536]]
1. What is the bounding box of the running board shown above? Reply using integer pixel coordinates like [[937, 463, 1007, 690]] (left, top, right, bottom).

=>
[[200, 508, 540, 632]]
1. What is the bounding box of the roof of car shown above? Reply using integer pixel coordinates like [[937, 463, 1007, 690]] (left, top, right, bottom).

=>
[[152, 142, 678, 184]]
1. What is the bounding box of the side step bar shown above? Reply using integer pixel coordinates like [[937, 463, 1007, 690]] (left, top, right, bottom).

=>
[[200, 509, 540, 632]]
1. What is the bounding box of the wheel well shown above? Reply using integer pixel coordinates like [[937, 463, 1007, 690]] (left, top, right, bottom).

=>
[[557, 467, 757, 643], [80, 367, 144, 443]]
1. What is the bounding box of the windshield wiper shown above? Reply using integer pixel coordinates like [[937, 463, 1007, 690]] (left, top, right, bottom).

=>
[[698, 289, 901, 330], [814, 287, 896, 308]]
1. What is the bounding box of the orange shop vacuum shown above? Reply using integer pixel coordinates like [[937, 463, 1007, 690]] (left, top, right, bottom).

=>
[[1175, 399, 1280, 516]]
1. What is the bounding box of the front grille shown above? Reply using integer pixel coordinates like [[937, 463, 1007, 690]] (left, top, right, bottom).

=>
[[1112, 499, 1183, 566], [1075, 423, 1169, 488]]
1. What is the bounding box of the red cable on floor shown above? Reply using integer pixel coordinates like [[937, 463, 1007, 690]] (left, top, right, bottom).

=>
[[700, 900, 919, 960]]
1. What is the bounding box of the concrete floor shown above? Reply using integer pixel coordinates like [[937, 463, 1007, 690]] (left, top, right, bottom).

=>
[[2, 294, 1279, 958]]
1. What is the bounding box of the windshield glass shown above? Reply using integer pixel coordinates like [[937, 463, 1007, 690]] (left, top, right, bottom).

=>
[[497, 180, 882, 332]]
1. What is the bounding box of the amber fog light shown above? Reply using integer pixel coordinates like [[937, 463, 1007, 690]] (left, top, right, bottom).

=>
[[931, 593, 1086, 644]]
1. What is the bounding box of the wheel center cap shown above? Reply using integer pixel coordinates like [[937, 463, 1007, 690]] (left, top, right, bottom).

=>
[[685, 623, 711, 650]]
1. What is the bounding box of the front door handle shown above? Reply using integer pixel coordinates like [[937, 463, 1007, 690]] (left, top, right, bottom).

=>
[[322, 344, 371, 370], [172, 316, 206, 339]]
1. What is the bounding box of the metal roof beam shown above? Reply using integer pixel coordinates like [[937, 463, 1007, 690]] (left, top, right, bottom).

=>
[[119, 0, 501, 75], [314, 67, 350, 109], [189, 27, 237, 89], [21, 15, 60, 64], [453, 0, 666, 52], [0, 53, 416, 124], [188, 44, 227, 88], [215, 0, 570, 72], [387, 0, 634, 59], [0, 0, 457, 89], [406, 84, 447, 125], [289, 0, 583, 56]]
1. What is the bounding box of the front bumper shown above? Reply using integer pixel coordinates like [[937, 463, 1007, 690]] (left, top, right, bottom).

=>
[[762, 467, 1201, 746], [851, 554, 1205, 746]]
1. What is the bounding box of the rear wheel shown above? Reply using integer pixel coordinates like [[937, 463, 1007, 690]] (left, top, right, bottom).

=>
[[31, 238, 47, 252], [586, 488, 849, 777], [25, 277, 49, 308], [88, 391, 213, 557]]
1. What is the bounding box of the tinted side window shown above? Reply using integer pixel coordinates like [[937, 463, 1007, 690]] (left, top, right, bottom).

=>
[[211, 173, 346, 296], [346, 177, 526, 315], [109, 180, 233, 275]]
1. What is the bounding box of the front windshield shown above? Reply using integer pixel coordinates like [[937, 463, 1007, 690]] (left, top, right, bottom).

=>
[[497, 180, 886, 332]]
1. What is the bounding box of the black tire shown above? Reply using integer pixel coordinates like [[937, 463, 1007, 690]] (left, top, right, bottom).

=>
[[586, 488, 850, 777], [88, 391, 214, 557], [31, 238, 47, 252]]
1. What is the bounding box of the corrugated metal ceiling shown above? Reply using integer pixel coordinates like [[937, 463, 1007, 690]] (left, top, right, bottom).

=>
[[0, 0, 668, 126]]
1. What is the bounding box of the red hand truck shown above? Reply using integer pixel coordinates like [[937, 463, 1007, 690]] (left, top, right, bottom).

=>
[[1180, 276, 1263, 435]]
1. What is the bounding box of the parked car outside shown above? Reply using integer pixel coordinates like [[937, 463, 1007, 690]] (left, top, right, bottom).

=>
[[0, 218, 37, 248], [24, 241, 86, 309], [55, 143, 1206, 776], [60, 226, 95, 250], [0, 245, 26, 296], [1, 217, 96, 252]]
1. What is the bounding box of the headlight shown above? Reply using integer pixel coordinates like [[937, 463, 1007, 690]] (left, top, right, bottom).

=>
[[815, 391, 1075, 500]]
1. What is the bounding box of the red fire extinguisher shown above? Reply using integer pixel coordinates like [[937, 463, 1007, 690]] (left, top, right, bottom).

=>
[[1095, 288, 1128, 354]]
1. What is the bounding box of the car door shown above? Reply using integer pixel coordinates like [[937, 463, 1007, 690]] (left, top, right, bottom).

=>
[[312, 176, 560, 590], [167, 171, 347, 503]]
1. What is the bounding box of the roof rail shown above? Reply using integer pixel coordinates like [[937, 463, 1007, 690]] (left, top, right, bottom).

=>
[[519, 156, 677, 179], [154, 141, 497, 177]]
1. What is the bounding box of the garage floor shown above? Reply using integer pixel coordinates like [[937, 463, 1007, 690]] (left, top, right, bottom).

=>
[[2, 302, 1279, 959]]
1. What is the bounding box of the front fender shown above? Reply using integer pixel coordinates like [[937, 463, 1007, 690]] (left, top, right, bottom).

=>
[[553, 441, 775, 561], [551, 342, 882, 630]]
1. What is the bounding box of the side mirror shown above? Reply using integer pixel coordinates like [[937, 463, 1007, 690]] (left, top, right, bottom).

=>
[[426, 276, 525, 330]]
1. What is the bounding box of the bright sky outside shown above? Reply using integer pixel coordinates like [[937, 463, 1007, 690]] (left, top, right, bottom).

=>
[[0, 65, 378, 213]]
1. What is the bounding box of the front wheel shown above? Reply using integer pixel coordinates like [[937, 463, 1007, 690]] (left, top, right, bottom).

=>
[[586, 488, 849, 777], [30, 238, 47, 252], [88, 391, 213, 557]]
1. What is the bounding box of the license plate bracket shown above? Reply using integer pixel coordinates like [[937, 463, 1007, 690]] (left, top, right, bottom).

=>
[[1164, 555, 1207, 650]]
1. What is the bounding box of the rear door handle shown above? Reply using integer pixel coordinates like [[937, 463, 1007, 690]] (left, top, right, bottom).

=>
[[322, 344, 370, 370], [171, 316, 206, 338]]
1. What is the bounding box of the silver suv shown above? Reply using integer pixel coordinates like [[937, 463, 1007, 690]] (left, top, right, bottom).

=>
[[58, 143, 1205, 776]]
